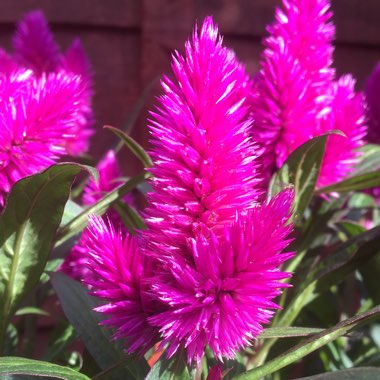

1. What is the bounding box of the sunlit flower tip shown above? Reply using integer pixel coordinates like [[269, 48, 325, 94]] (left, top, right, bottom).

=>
[[61, 38, 95, 156], [318, 75, 367, 188], [251, 0, 335, 174], [365, 62, 380, 144], [145, 16, 262, 260], [84, 215, 159, 354], [12, 10, 60, 74], [149, 189, 295, 364], [0, 70, 86, 207]]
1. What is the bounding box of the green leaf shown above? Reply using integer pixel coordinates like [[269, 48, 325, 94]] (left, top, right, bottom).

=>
[[259, 326, 323, 339], [43, 323, 76, 362], [146, 350, 191, 380], [269, 133, 333, 218], [106, 125, 153, 168], [233, 306, 380, 380], [15, 307, 49, 317], [61, 200, 84, 226], [0, 356, 90, 379], [353, 144, 380, 175], [50, 272, 149, 380], [55, 170, 151, 246], [0, 163, 90, 355], [295, 367, 380, 379], [316, 171, 380, 194], [114, 201, 147, 232]]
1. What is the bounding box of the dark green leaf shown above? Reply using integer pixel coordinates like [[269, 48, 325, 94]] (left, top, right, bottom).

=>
[[114, 201, 147, 232], [43, 323, 76, 362], [269, 133, 333, 218], [295, 367, 380, 379], [0, 356, 90, 380], [146, 350, 191, 380], [106, 125, 153, 168], [50, 272, 149, 380], [233, 306, 380, 380], [0, 163, 89, 354]]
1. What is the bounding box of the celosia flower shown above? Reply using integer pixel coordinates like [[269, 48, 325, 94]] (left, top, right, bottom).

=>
[[60, 150, 132, 281], [149, 189, 294, 364], [365, 62, 380, 144], [251, 0, 366, 188], [11, 10, 94, 156], [144, 16, 261, 262], [84, 215, 159, 354], [0, 69, 85, 206], [84, 17, 295, 365]]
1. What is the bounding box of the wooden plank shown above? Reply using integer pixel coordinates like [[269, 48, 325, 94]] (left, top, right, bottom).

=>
[[195, 0, 380, 46], [0, 0, 141, 28]]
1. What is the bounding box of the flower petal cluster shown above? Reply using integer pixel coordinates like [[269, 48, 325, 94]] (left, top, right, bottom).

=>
[[83, 17, 295, 365], [251, 0, 366, 187], [85, 215, 159, 354], [0, 10, 94, 206]]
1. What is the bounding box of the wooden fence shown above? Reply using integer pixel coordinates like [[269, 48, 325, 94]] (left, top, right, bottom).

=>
[[0, 0, 379, 171]]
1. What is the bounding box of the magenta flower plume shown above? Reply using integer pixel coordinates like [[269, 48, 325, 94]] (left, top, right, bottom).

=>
[[318, 75, 367, 188], [11, 10, 94, 156], [12, 10, 60, 74], [0, 70, 85, 206], [61, 150, 133, 281], [84, 215, 159, 354], [251, 0, 335, 173], [149, 190, 294, 364], [145, 16, 261, 261], [365, 62, 380, 144]]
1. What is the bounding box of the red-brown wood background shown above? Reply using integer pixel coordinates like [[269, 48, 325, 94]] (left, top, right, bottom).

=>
[[1, 0, 379, 173]]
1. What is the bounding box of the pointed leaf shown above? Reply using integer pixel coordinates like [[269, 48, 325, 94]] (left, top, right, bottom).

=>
[[106, 125, 153, 168], [0, 163, 91, 354], [259, 326, 323, 339], [0, 356, 90, 379], [50, 272, 149, 380]]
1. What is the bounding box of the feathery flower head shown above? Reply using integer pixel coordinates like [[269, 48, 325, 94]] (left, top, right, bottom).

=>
[[251, 0, 366, 188], [0, 69, 85, 206], [365, 62, 380, 144], [149, 189, 294, 364], [12, 10, 60, 74], [10, 10, 94, 156], [251, 0, 335, 172], [145, 16, 261, 261], [84, 215, 159, 354]]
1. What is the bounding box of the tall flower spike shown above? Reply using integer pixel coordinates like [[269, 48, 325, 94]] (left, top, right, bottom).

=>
[[12, 10, 60, 74], [251, 0, 335, 175], [144, 16, 261, 262], [149, 189, 295, 364], [84, 215, 160, 354], [0, 70, 85, 207], [60, 150, 133, 282]]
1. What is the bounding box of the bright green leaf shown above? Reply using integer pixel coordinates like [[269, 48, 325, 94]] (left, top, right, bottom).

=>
[[0, 356, 90, 380], [259, 326, 323, 339]]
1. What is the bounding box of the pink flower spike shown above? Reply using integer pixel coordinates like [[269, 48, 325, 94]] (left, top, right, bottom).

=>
[[144, 16, 262, 262], [0, 70, 85, 207], [12, 10, 60, 74], [84, 215, 160, 354], [251, 0, 335, 176], [149, 189, 295, 364]]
